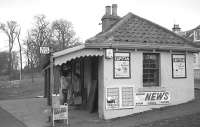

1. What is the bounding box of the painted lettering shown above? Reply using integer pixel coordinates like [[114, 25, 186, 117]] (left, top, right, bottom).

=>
[[151, 93, 156, 100], [156, 92, 164, 100], [145, 93, 151, 101], [163, 92, 169, 100]]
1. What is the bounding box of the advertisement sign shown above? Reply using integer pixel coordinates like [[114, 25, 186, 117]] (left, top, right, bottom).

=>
[[106, 87, 120, 110], [122, 87, 134, 107], [53, 105, 68, 120], [172, 54, 186, 78], [114, 52, 130, 78], [135, 91, 170, 106], [106, 86, 134, 110]]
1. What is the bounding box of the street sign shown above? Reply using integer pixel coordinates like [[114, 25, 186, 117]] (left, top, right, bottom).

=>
[[40, 47, 50, 54]]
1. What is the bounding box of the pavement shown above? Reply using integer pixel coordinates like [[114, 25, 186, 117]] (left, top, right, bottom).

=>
[[0, 89, 200, 127], [0, 106, 27, 127], [0, 98, 50, 127]]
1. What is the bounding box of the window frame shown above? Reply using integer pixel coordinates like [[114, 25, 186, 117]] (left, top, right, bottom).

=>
[[143, 53, 160, 87]]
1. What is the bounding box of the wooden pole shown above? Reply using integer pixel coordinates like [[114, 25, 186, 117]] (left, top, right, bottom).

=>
[[50, 56, 54, 106]]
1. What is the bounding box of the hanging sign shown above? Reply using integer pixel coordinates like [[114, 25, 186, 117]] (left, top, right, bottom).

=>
[[135, 91, 170, 106], [114, 52, 130, 78], [172, 54, 186, 78]]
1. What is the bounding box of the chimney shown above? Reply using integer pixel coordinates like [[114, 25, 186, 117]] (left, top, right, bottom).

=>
[[101, 4, 120, 32], [112, 4, 117, 16], [172, 24, 181, 33]]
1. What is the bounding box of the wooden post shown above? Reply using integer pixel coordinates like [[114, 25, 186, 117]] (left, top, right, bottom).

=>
[[50, 56, 54, 106]]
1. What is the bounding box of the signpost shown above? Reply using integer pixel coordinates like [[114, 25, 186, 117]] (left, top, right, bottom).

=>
[[40, 46, 50, 54]]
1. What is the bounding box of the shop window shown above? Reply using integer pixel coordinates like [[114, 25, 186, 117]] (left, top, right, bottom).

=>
[[194, 29, 200, 42], [143, 53, 160, 87]]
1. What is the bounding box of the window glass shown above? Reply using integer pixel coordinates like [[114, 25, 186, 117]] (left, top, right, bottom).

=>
[[143, 53, 160, 87]]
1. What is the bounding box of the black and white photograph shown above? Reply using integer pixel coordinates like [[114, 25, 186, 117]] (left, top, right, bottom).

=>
[[0, 0, 200, 127]]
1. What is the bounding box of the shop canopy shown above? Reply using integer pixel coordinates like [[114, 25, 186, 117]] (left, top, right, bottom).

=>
[[53, 44, 104, 65]]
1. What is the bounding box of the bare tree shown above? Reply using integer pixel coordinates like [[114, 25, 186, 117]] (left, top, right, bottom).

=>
[[16, 27, 23, 80], [0, 21, 18, 80], [51, 19, 79, 50], [25, 14, 52, 69]]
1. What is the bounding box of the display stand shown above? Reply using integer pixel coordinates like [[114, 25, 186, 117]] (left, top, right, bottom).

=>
[[52, 103, 69, 126]]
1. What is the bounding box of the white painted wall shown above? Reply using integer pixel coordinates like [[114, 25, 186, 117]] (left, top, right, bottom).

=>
[[100, 50, 195, 119]]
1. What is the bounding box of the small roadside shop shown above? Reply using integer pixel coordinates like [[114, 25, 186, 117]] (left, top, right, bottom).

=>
[[44, 4, 200, 120]]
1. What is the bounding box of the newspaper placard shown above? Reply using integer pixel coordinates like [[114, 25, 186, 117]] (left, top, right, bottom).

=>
[[135, 91, 170, 106], [52, 104, 68, 126], [114, 52, 130, 78], [106, 87, 120, 110], [172, 54, 186, 78], [122, 87, 134, 107]]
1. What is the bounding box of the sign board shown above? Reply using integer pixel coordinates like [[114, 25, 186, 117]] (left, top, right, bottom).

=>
[[122, 87, 134, 107], [114, 52, 130, 78], [172, 54, 186, 78], [106, 87, 120, 110], [106, 86, 134, 110], [135, 91, 170, 106], [40, 46, 50, 54], [105, 49, 113, 59], [52, 104, 68, 126]]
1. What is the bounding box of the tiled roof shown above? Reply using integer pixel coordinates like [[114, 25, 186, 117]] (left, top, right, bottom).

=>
[[86, 13, 198, 51]]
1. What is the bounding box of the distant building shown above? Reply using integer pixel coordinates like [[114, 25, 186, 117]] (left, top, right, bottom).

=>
[[183, 25, 200, 69]]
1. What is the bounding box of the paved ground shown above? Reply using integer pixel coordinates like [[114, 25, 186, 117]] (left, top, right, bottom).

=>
[[0, 98, 50, 127], [0, 106, 27, 127], [0, 90, 200, 127]]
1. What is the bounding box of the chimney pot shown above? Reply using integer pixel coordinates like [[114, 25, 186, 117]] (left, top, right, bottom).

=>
[[172, 24, 181, 33], [105, 6, 111, 16], [112, 4, 117, 16]]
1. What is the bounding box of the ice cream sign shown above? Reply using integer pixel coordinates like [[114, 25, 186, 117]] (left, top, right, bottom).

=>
[[135, 91, 170, 106]]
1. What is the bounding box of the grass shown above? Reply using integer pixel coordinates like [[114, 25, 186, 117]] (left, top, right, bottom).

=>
[[0, 77, 44, 100]]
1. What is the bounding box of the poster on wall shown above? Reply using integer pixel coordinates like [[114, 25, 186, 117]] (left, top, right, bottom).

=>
[[121, 87, 134, 107], [172, 54, 186, 78], [114, 52, 130, 78], [135, 91, 170, 106], [106, 86, 134, 110], [106, 87, 120, 110]]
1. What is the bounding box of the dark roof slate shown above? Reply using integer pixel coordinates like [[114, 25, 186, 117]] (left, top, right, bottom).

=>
[[86, 12, 198, 51]]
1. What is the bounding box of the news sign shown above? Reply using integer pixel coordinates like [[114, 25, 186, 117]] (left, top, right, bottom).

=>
[[135, 91, 170, 106]]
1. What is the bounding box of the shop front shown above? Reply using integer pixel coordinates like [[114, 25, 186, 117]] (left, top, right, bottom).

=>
[[45, 4, 200, 120]]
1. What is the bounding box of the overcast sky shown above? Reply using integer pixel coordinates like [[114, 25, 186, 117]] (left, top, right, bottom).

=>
[[0, 0, 200, 51]]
